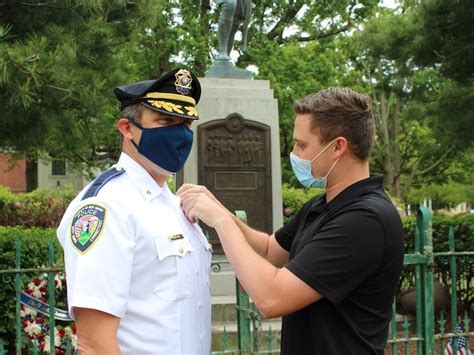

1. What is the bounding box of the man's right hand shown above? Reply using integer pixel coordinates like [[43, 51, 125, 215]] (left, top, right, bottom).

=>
[[177, 184, 234, 221]]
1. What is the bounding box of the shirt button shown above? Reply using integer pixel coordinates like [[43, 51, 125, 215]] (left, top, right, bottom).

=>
[[178, 247, 184, 254]]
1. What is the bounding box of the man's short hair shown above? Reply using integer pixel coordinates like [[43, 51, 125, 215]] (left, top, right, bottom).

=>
[[294, 87, 374, 161], [118, 104, 144, 148], [121, 103, 144, 123]]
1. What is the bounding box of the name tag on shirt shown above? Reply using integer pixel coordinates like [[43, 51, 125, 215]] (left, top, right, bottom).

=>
[[168, 234, 184, 241]]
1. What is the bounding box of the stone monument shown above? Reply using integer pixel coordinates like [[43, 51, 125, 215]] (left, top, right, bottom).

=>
[[177, 2, 283, 295], [206, 0, 252, 79], [197, 113, 273, 252], [178, 80, 283, 243]]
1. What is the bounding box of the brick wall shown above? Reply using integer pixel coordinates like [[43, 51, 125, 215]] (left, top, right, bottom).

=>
[[0, 153, 27, 192]]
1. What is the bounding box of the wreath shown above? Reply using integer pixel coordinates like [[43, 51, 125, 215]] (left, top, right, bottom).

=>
[[21, 273, 77, 353]]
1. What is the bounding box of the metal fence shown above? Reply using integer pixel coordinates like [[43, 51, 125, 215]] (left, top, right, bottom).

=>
[[0, 206, 472, 354], [385, 207, 473, 354]]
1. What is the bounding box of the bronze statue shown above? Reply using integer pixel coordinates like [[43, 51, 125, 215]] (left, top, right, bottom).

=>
[[216, 0, 251, 60], [206, 0, 252, 79]]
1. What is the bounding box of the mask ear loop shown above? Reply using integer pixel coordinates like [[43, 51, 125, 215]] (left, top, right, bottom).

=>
[[313, 138, 340, 181], [324, 138, 342, 181], [324, 158, 339, 179], [310, 137, 339, 163], [126, 118, 143, 149], [127, 118, 143, 129]]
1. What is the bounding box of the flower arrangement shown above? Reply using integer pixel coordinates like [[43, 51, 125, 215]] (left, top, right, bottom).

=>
[[21, 273, 77, 353]]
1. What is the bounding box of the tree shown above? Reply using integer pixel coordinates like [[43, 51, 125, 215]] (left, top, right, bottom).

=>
[[413, 0, 474, 84], [1, 0, 381, 189], [245, 0, 377, 46], [349, 9, 472, 200], [0, 1, 198, 189]]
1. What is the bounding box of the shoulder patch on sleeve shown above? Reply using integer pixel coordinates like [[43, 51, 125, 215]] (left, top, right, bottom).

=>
[[70, 204, 106, 254]]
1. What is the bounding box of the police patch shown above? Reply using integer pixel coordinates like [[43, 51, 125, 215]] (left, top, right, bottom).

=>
[[70, 204, 106, 253]]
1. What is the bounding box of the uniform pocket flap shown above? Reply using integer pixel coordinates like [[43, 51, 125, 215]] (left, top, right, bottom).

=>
[[154, 233, 194, 261]]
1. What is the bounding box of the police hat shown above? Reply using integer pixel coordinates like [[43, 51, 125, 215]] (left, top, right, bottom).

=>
[[114, 68, 201, 120]]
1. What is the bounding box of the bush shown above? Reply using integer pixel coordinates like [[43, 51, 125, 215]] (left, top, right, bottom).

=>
[[400, 213, 473, 314], [0, 226, 62, 349], [402, 213, 474, 254], [282, 184, 324, 223], [0, 186, 75, 227]]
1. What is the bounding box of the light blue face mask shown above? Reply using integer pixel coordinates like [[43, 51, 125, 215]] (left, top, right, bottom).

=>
[[290, 139, 339, 189]]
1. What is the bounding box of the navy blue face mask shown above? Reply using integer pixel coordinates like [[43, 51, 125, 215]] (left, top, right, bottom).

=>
[[129, 119, 193, 173]]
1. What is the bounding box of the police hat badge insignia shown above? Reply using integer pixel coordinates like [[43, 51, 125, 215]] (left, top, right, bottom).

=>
[[175, 69, 192, 95], [70, 204, 106, 253]]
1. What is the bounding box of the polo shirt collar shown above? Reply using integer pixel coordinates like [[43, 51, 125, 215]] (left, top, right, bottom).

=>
[[308, 193, 326, 214], [325, 174, 384, 210], [116, 152, 166, 201]]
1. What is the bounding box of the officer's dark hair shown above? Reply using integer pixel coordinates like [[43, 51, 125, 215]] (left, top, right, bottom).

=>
[[294, 87, 374, 161]]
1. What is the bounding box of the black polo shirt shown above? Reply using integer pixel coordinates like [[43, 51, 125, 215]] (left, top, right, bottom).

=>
[[275, 175, 404, 354]]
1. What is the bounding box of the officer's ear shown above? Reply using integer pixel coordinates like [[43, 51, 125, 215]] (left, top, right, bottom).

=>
[[116, 118, 134, 140]]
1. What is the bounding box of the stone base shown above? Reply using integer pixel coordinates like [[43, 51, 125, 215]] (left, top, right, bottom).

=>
[[211, 271, 237, 296], [181, 78, 283, 297], [182, 78, 283, 234], [206, 60, 252, 79]]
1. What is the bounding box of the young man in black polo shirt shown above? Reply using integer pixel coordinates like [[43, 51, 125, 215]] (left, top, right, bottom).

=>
[[178, 87, 404, 354]]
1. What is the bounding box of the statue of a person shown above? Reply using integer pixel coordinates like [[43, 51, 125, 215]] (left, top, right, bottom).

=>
[[216, 0, 251, 61], [206, 0, 252, 78]]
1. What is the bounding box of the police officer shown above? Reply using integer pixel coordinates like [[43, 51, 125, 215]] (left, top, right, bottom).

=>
[[178, 87, 404, 354], [57, 68, 212, 354]]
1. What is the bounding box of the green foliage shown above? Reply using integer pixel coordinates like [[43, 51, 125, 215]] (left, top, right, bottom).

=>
[[246, 0, 377, 47], [0, 0, 381, 187], [349, 8, 473, 202], [282, 184, 324, 223], [413, 0, 474, 84], [167, 175, 176, 193], [0, 1, 209, 174], [1, 2, 131, 171], [244, 38, 365, 186], [400, 213, 474, 313], [401, 213, 474, 254], [0, 226, 61, 349], [428, 82, 474, 150], [406, 183, 474, 210], [1, 0, 471, 208], [0, 186, 75, 227]]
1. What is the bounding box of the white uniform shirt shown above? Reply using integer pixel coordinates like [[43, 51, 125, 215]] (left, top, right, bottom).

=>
[[57, 153, 212, 354]]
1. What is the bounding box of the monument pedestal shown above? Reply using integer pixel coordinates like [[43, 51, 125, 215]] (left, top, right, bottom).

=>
[[179, 78, 283, 296], [206, 60, 253, 79]]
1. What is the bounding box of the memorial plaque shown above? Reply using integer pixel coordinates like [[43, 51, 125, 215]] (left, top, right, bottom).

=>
[[198, 113, 272, 253]]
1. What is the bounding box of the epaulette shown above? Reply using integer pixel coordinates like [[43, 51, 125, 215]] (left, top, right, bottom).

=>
[[81, 166, 126, 200]]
